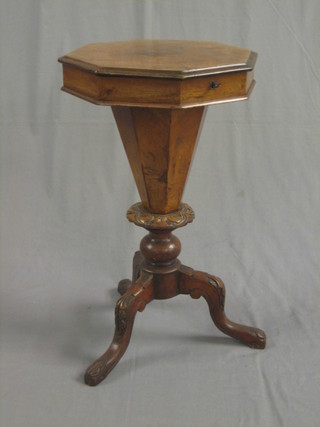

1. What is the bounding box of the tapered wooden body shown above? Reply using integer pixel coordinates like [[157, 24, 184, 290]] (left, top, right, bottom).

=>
[[112, 106, 205, 213]]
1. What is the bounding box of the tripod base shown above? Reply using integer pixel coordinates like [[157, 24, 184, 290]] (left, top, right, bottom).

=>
[[85, 250, 266, 386]]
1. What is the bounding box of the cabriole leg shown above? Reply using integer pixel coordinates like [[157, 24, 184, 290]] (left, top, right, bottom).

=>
[[179, 265, 266, 349], [85, 271, 153, 386]]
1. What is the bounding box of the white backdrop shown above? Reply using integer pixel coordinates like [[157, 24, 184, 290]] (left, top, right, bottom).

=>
[[1, 1, 319, 426]]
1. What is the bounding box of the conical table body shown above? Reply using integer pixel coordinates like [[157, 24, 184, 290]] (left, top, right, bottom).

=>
[[112, 105, 205, 213]]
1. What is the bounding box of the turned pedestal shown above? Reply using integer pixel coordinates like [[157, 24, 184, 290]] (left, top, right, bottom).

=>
[[59, 40, 266, 386]]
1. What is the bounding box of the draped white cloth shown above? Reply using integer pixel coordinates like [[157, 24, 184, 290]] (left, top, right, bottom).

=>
[[1, 1, 319, 426]]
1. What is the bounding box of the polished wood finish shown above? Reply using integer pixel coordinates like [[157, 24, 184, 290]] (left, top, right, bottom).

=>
[[59, 40, 266, 386], [61, 65, 181, 108], [112, 106, 205, 213], [178, 265, 266, 348], [86, 231, 266, 386], [60, 64, 254, 108], [58, 40, 256, 79], [180, 71, 250, 105], [85, 271, 154, 386], [59, 40, 256, 108]]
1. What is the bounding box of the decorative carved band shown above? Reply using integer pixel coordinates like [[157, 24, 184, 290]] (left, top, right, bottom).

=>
[[127, 202, 195, 230]]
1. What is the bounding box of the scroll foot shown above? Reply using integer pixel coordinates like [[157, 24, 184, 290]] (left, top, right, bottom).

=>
[[179, 266, 266, 349], [117, 251, 144, 295], [85, 271, 153, 386]]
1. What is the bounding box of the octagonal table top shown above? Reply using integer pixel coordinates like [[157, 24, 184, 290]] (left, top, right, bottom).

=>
[[58, 39, 256, 79], [59, 40, 257, 109]]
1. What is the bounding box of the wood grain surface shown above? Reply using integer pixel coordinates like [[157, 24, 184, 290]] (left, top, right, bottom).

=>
[[59, 40, 256, 108], [112, 106, 206, 213], [59, 39, 256, 78], [58, 40, 265, 388]]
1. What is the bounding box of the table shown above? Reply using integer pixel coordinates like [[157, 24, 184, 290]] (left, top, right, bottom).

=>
[[58, 40, 266, 386]]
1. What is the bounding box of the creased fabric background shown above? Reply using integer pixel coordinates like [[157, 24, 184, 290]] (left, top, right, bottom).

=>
[[1, 1, 319, 426]]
